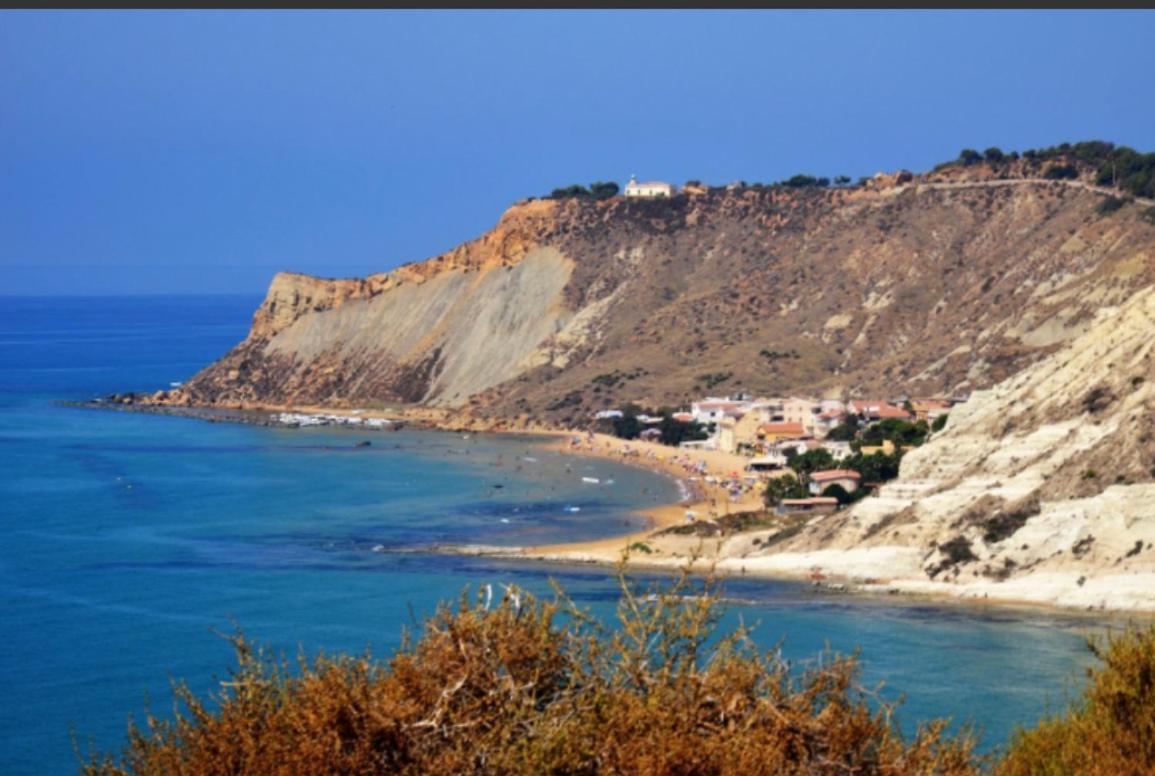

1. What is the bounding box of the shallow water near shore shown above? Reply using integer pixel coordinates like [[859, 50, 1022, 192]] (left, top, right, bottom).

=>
[[0, 295, 1128, 772]]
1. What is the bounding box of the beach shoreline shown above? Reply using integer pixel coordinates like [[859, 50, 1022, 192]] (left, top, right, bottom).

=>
[[82, 398, 1155, 615], [517, 429, 767, 557]]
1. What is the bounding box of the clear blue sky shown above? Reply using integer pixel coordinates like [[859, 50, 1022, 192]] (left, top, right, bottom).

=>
[[3, 10, 1153, 295]]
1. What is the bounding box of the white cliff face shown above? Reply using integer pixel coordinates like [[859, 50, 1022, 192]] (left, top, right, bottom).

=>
[[752, 287, 1155, 610], [261, 248, 575, 406]]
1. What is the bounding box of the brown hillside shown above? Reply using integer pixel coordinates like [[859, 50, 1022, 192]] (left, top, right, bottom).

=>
[[166, 175, 1155, 426]]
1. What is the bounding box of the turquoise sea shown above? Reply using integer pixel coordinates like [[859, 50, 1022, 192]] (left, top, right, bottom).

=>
[[0, 295, 1124, 773]]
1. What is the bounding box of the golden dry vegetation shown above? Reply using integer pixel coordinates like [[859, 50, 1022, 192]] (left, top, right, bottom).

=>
[[82, 566, 979, 775], [82, 564, 1155, 775]]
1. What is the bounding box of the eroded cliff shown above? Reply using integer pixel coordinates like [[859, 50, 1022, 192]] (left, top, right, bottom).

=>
[[166, 173, 1155, 425], [748, 287, 1155, 609]]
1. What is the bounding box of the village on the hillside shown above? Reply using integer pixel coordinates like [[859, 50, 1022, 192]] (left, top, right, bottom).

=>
[[586, 393, 964, 517]]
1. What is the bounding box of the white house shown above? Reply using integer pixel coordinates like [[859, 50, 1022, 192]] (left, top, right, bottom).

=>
[[820, 440, 853, 461], [691, 398, 751, 427], [625, 175, 676, 198], [756, 397, 823, 436], [745, 452, 788, 471]]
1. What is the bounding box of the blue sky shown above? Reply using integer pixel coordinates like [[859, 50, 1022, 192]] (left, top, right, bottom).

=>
[[2, 10, 1153, 295]]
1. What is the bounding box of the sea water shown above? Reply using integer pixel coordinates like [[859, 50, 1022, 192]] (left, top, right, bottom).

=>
[[0, 296, 1124, 773]]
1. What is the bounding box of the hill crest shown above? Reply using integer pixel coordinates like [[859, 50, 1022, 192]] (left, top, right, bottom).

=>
[[157, 160, 1155, 427]]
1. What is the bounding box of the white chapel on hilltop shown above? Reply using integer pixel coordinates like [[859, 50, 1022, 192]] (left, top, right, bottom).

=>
[[624, 175, 676, 198]]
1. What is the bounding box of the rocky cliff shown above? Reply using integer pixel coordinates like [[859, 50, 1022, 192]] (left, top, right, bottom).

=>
[[743, 286, 1155, 609], [168, 171, 1155, 427]]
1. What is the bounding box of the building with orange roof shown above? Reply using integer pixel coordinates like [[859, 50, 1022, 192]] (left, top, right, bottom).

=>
[[758, 422, 806, 444], [808, 469, 862, 495], [910, 398, 953, 423], [848, 400, 914, 422]]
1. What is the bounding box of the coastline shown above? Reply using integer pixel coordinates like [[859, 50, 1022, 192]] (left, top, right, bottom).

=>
[[518, 429, 767, 558], [82, 399, 1155, 615]]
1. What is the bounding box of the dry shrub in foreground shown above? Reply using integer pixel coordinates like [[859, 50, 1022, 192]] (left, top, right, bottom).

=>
[[82, 566, 981, 775]]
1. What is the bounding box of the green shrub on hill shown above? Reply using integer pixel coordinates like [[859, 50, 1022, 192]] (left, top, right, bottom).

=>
[[762, 474, 809, 507], [780, 174, 830, 188], [859, 418, 929, 447], [1097, 196, 1129, 215], [843, 450, 903, 485], [601, 405, 708, 447], [958, 148, 983, 166], [938, 140, 1155, 199], [548, 181, 622, 200], [657, 414, 709, 446], [787, 448, 835, 478], [589, 181, 620, 200], [549, 184, 591, 199], [821, 482, 859, 505], [1043, 164, 1078, 180], [825, 415, 861, 442]]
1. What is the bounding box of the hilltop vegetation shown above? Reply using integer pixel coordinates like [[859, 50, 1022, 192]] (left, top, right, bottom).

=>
[[545, 141, 1154, 202], [82, 567, 1155, 775], [937, 140, 1155, 199], [163, 140, 1155, 431], [547, 181, 620, 200]]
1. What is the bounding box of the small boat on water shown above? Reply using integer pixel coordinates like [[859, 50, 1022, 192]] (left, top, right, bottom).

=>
[[581, 476, 600, 484]]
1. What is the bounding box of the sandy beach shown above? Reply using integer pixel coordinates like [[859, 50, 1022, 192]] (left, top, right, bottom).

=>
[[519, 431, 769, 559], [106, 400, 1155, 614], [498, 430, 1155, 615]]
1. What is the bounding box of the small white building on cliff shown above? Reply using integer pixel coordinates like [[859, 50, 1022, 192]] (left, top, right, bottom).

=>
[[625, 176, 676, 198]]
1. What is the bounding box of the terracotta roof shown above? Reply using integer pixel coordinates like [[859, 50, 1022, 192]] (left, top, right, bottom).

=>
[[759, 422, 805, 436], [810, 469, 862, 482], [851, 401, 912, 419]]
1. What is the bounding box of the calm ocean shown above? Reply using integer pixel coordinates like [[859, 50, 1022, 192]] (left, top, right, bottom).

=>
[[0, 295, 1119, 773]]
